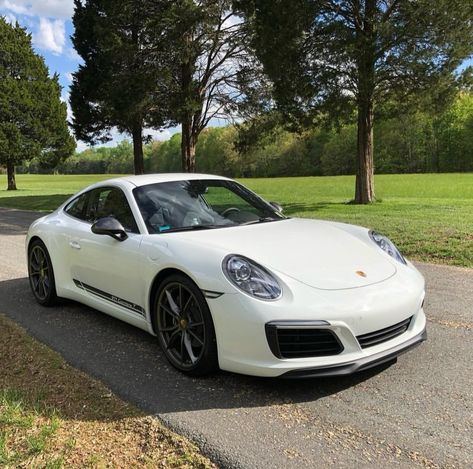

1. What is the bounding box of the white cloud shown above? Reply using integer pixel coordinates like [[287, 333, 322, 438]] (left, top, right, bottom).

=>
[[103, 127, 174, 146], [75, 140, 88, 152], [60, 91, 74, 123], [0, 0, 74, 19], [65, 46, 81, 61], [75, 127, 176, 153], [4, 11, 16, 24], [34, 17, 65, 54], [145, 128, 173, 142], [64, 72, 73, 82], [0, 0, 29, 16]]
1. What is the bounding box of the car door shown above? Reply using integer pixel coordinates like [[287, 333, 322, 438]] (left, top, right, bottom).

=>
[[69, 186, 147, 319]]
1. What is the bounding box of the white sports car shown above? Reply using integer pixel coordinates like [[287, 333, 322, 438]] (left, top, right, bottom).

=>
[[26, 174, 426, 377]]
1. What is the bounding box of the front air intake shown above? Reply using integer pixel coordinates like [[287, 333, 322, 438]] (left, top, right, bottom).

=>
[[266, 322, 344, 359]]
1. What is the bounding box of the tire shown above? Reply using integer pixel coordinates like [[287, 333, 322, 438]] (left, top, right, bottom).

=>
[[28, 239, 58, 306], [154, 273, 218, 376]]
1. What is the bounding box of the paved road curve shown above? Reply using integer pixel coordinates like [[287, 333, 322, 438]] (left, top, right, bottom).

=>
[[0, 207, 472, 468]]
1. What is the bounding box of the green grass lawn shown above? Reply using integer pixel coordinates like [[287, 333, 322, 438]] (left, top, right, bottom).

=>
[[1, 173, 472, 267]]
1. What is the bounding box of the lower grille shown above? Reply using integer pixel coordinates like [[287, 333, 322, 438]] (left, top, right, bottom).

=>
[[266, 322, 343, 359], [357, 316, 412, 348]]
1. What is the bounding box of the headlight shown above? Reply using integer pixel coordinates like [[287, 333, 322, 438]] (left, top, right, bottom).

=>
[[369, 230, 407, 265], [222, 255, 282, 300]]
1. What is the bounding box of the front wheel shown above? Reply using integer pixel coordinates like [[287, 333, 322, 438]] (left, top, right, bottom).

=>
[[28, 239, 58, 306], [154, 274, 218, 376]]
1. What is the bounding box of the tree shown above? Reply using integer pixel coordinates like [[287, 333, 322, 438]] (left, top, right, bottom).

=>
[[0, 18, 75, 190], [436, 92, 473, 172], [237, 0, 473, 203], [148, 0, 250, 172], [70, 0, 174, 175]]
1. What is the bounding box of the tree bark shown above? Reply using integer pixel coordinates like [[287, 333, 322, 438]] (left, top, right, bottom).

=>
[[180, 47, 198, 173], [181, 117, 196, 172], [355, 99, 375, 203], [129, 20, 144, 176], [6, 160, 17, 191], [431, 121, 440, 172], [131, 123, 145, 175], [354, 0, 376, 204]]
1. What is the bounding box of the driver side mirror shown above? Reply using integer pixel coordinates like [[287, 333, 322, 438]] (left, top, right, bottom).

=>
[[91, 216, 128, 241], [269, 201, 283, 213]]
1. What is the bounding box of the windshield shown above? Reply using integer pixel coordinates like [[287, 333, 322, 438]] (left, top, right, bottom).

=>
[[133, 179, 284, 234]]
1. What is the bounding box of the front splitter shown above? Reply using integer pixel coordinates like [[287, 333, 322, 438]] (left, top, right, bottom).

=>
[[281, 327, 427, 378]]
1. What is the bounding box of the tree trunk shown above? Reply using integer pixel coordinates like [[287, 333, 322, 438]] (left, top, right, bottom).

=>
[[131, 123, 144, 175], [181, 117, 196, 172], [6, 160, 17, 191], [355, 99, 375, 203], [354, 0, 376, 204], [180, 49, 197, 173], [431, 120, 440, 172]]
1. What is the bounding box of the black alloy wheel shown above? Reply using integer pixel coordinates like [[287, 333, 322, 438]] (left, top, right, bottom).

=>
[[155, 274, 218, 376], [28, 239, 58, 306]]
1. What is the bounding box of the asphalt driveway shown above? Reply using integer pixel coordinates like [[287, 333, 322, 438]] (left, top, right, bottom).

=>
[[0, 207, 472, 468]]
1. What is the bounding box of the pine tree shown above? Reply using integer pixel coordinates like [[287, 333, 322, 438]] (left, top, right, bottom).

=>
[[0, 18, 75, 190], [70, 0, 173, 175]]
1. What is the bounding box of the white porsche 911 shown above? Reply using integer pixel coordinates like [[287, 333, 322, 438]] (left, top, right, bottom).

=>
[[26, 174, 426, 377]]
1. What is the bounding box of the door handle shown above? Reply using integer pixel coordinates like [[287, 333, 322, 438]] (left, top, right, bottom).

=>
[[69, 240, 81, 250]]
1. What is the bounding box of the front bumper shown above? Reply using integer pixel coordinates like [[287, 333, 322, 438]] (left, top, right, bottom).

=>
[[281, 326, 427, 378], [208, 263, 427, 378]]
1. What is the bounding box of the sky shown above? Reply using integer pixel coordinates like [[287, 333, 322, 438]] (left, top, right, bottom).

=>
[[0, 0, 176, 151]]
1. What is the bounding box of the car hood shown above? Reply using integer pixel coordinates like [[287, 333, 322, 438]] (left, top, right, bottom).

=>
[[177, 218, 397, 290]]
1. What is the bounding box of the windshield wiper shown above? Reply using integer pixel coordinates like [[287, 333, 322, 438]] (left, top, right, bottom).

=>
[[241, 217, 281, 226], [158, 224, 219, 233]]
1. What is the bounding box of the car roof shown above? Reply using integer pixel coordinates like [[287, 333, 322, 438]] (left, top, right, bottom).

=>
[[105, 173, 231, 188], [55, 173, 234, 215]]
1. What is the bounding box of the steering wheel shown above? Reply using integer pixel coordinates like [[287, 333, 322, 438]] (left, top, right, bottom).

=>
[[221, 207, 241, 217]]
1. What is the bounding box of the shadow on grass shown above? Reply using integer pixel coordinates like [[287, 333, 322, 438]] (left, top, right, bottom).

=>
[[0, 276, 395, 421], [0, 194, 71, 212], [282, 201, 340, 215]]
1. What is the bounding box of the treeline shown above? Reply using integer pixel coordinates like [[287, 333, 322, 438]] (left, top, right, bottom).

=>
[[22, 92, 473, 177]]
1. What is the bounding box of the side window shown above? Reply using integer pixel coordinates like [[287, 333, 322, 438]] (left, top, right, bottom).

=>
[[85, 187, 139, 234], [85, 188, 112, 223], [64, 192, 89, 221]]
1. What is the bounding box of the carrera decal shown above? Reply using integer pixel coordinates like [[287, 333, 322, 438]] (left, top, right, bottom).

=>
[[73, 279, 145, 316]]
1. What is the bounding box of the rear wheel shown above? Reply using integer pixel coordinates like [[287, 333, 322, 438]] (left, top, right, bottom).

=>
[[154, 274, 218, 376], [28, 239, 58, 306]]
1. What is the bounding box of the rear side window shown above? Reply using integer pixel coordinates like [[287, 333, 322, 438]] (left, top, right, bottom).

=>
[[85, 187, 139, 233], [84, 188, 113, 223], [64, 192, 89, 221]]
